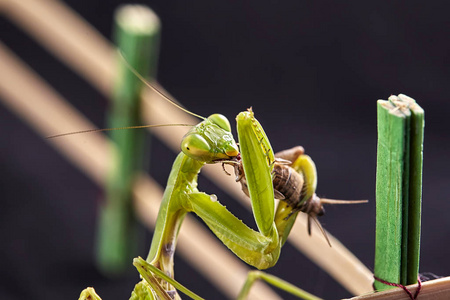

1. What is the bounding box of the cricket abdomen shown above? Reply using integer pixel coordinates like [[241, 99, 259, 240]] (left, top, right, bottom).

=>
[[272, 163, 304, 208]]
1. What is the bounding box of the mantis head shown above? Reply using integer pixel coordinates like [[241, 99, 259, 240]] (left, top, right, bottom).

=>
[[181, 114, 239, 163]]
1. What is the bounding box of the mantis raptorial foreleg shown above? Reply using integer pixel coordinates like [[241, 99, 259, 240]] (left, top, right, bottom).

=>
[[235, 145, 368, 247]]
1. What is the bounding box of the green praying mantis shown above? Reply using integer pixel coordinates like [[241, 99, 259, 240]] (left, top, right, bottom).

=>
[[69, 58, 367, 300]]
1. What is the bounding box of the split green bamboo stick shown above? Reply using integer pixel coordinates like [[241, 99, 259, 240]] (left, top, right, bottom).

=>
[[96, 5, 160, 275], [374, 100, 405, 289], [374, 94, 424, 290], [398, 94, 424, 285]]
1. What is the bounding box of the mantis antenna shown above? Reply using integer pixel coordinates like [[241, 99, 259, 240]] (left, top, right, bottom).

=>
[[46, 51, 209, 139], [46, 123, 192, 139], [118, 50, 206, 120]]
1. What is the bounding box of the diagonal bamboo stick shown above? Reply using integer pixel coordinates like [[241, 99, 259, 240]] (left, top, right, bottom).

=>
[[0, 42, 279, 300], [0, 0, 115, 94], [1, 0, 373, 295]]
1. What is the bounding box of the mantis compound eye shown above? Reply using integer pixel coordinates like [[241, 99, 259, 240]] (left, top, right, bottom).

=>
[[207, 114, 232, 132], [181, 134, 212, 160]]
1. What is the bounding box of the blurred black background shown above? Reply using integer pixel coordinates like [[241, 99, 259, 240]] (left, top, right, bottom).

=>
[[1, 1, 449, 299]]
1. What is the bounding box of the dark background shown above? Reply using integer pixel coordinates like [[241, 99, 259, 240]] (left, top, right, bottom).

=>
[[1, 1, 449, 299]]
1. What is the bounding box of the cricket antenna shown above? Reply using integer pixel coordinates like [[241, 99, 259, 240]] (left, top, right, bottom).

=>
[[306, 196, 367, 247], [320, 198, 368, 205], [308, 215, 332, 247], [118, 50, 206, 120]]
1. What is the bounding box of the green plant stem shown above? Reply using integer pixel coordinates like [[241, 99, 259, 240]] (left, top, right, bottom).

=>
[[96, 4, 160, 275], [374, 95, 424, 290]]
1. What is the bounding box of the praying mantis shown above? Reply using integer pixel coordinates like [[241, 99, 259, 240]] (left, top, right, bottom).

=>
[[72, 58, 367, 300]]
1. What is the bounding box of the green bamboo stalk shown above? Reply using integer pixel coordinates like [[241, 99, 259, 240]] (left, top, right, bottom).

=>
[[374, 95, 424, 290], [96, 5, 160, 275]]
